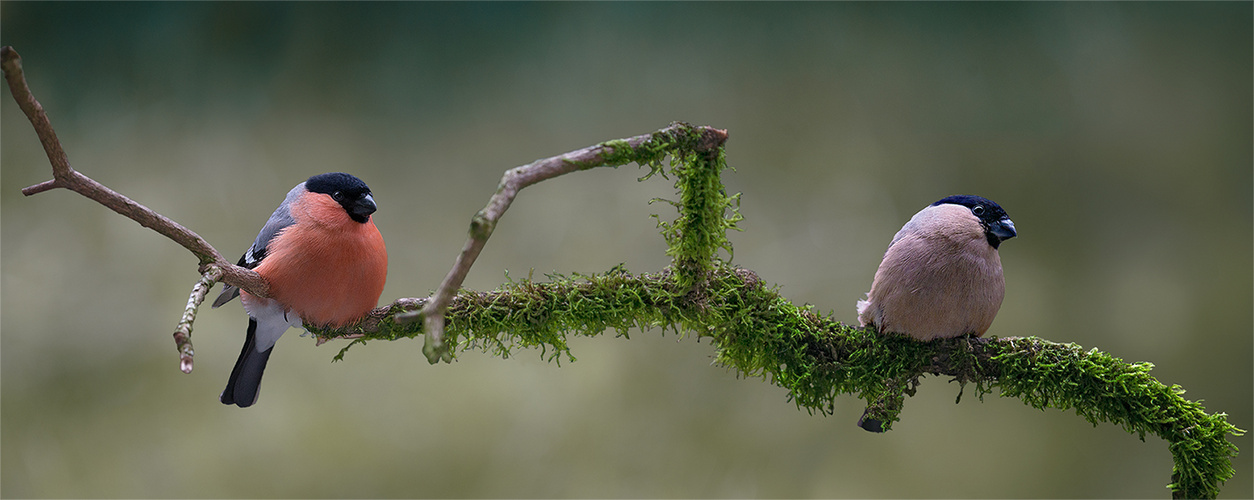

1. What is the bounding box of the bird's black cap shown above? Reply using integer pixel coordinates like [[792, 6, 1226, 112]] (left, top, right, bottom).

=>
[[306, 172, 376, 223], [306, 172, 370, 196], [933, 195, 1016, 249]]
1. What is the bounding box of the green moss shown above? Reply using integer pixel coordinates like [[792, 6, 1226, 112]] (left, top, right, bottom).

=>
[[986, 338, 1244, 498], [405, 265, 1242, 498]]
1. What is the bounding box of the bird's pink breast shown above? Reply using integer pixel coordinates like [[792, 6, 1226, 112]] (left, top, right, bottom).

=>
[[254, 195, 388, 327]]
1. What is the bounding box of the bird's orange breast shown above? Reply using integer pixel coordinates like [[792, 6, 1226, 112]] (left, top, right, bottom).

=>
[[254, 193, 388, 327]]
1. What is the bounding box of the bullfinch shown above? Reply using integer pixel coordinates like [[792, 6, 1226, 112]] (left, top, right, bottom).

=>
[[856, 195, 1016, 341], [212, 172, 388, 407]]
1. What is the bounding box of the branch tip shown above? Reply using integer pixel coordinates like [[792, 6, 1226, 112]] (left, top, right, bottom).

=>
[[1, 46, 20, 71], [21, 179, 62, 196]]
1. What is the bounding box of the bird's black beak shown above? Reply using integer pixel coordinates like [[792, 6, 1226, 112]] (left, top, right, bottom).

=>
[[348, 193, 377, 222], [990, 217, 1016, 242]]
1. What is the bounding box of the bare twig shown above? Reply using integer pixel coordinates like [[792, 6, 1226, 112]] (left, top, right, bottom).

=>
[[404, 124, 727, 363]]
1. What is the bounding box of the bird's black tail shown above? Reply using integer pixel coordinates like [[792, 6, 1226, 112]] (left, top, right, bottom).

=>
[[220, 318, 273, 408]]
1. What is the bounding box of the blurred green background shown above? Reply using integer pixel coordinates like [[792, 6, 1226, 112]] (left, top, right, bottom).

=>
[[2, 2, 1250, 498]]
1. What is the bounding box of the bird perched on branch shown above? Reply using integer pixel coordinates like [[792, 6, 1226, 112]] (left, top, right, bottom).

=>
[[213, 172, 388, 407], [856, 195, 1016, 341]]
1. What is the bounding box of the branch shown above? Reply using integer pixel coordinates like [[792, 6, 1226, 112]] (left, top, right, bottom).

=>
[[2, 45, 268, 369], [2, 47, 268, 297], [6, 46, 1240, 498]]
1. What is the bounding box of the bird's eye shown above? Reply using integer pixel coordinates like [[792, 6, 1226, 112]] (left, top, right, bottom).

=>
[[972, 205, 985, 216], [331, 191, 345, 201]]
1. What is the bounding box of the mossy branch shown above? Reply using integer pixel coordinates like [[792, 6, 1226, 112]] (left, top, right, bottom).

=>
[[5, 45, 1241, 498], [314, 123, 1240, 498], [328, 263, 1242, 498]]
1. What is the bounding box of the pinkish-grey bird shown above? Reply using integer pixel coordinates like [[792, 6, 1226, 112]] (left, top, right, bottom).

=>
[[857, 195, 1016, 341]]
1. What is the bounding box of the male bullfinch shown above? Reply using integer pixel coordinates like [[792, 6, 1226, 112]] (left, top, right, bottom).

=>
[[856, 195, 1016, 341], [212, 172, 388, 407]]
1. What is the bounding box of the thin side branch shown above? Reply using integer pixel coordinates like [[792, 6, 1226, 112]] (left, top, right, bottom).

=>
[[173, 266, 223, 373]]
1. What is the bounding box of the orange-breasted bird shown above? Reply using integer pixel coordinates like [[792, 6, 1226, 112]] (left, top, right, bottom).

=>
[[213, 172, 388, 407]]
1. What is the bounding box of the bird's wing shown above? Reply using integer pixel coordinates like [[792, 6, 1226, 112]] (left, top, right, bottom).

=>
[[211, 183, 304, 308]]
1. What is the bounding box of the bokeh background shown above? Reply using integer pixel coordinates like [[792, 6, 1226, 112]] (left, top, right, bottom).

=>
[[2, 2, 1250, 498]]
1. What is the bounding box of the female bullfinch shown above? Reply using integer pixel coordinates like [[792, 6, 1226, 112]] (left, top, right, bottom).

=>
[[856, 195, 1016, 341], [212, 172, 388, 407]]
